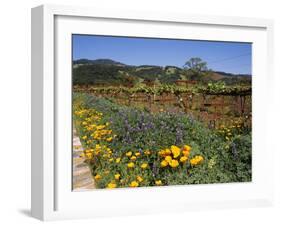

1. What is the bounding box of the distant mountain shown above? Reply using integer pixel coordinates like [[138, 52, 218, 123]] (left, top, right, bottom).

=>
[[73, 58, 251, 86], [73, 58, 126, 66], [212, 70, 251, 77]]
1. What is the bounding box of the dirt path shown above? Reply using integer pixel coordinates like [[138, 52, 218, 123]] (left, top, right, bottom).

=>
[[72, 127, 95, 191]]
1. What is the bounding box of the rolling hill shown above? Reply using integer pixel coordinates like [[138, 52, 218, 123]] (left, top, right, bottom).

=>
[[73, 58, 251, 86]]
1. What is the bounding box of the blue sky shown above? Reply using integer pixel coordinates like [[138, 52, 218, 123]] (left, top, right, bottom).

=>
[[73, 34, 252, 75]]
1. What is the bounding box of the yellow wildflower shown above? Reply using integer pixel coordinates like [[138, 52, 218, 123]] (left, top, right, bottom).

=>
[[126, 151, 132, 157], [159, 149, 170, 157], [130, 181, 139, 187], [74, 145, 81, 150], [171, 145, 181, 158], [190, 155, 204, 166], [182, 149, 190, 157], [114, 173, 121, 180], [165, 156, 172, 164], [96, 125, 106, 130], [135, 152, 141, 157], [183, 145, 191, 152], [141, 163, 148, 169], [155, 180, 162, 185], [106, 137, 113, 142], [94, 174, 101, 180], [136, 176, 143, 183], [161, 160, 168, 167], [158, 150, 164, 156], [85, 152, 93, 159], [169, 159, 179, 168], [144, 150, 151, 155], [85, 149, 93, 153], [116, 157, 121, 163], [102, 154, 110, 158], [130, 156, 137, 161], [165, 149, 171, 155], [180, 156, 188, 163], [107, 182, 117, 189], [127, 162, 135, 168], [82, 135, 87, 140]]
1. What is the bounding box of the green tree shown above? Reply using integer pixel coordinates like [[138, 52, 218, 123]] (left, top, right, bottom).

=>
[[183, 57, 208, 80]]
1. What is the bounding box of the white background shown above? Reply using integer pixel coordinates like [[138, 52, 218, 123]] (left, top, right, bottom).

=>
[[55, 14, 270, 217], [0, 0, 280, 225]]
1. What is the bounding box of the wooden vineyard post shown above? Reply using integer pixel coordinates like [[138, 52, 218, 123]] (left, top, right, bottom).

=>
[[147, 93, 152, 111], [189, 93, 194, 110], [175, 93, 188, 113], [128, 94, 132, 106], [220, 95, 225, 127], [239, 95, 246, 116], [221, 95, 225, 115]]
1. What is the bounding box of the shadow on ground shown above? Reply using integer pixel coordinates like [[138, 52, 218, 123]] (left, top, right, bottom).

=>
[[18, 209, 31, 217]]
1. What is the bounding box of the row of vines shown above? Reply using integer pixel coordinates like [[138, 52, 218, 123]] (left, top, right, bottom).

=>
[[74, 84, 252, 129]]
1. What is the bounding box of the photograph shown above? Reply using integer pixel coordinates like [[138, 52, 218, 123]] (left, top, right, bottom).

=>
[[72, 35, 252, 190]]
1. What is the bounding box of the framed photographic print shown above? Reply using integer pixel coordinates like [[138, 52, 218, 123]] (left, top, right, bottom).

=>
[[31, 4, 274, 221]]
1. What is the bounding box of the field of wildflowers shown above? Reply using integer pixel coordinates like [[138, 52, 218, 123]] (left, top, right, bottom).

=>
[[73, 93, 251, 189]]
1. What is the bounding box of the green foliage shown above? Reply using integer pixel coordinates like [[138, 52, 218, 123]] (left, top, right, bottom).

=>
[[73, 93, 252, 188], [184, 57, 208, 72], [207, 81, 226, 92], [74, 83, 251, 96], [199, 81, 251, 95], [73, 59, 251, 85], [183, 57, 209, 80], [73, 64, 140, 86]]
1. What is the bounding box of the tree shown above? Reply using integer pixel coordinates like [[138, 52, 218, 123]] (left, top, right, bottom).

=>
[[183, 57, 208, 80]]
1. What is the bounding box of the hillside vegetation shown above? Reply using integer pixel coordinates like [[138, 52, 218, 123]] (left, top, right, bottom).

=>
[[73, 58, 251, 86]]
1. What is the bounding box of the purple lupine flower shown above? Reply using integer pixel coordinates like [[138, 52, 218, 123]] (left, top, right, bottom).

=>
[[231, 142, 238, 159]]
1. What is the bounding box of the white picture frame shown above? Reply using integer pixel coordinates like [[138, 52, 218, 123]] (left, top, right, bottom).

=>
[[31, 4, 274, 221]]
